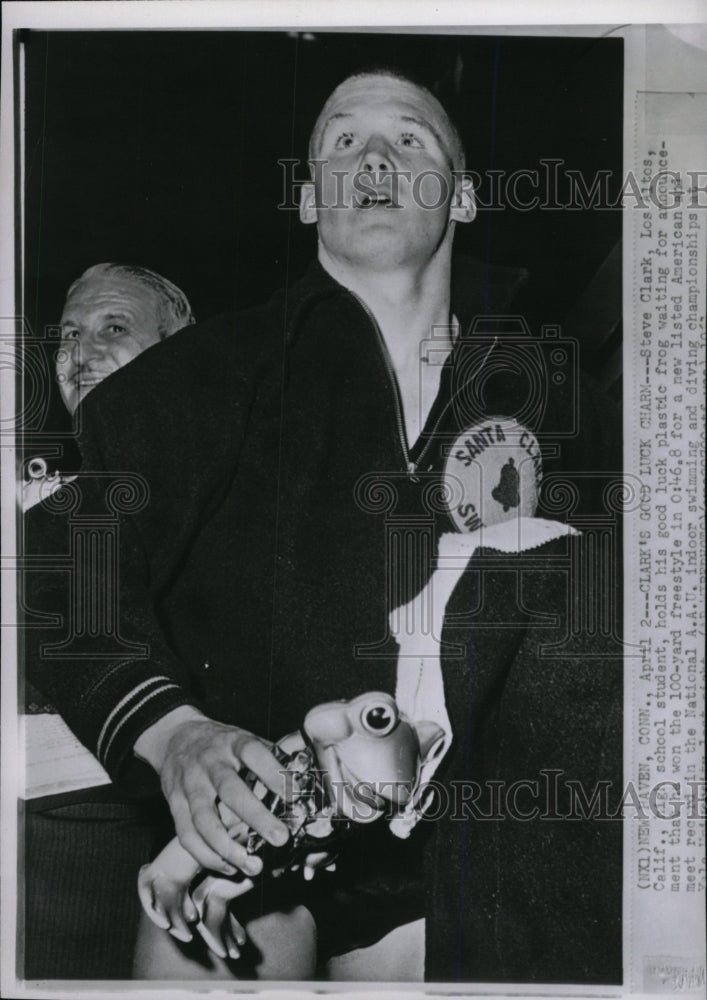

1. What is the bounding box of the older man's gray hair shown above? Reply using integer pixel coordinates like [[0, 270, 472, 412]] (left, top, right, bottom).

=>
[[67, 263, 195, 338]]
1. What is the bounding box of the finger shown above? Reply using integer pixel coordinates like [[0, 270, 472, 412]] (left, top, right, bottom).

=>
[[195, 918, 227, 960], [206, 837, 262, 879], [326, 862, 337, 872], [152, 898, 171, 929], [276, 731, 307, 756], [237, 739, 295, 802], [177, 822, 237, 876], [172, 791, 239, 873], [223, 916, 245, 961], [167, 915, 193, 943], [181, 829, 262, 879], [216, 800, 255, 843], [140, 890, 171, 930], [214, 901, 247, 961], [217, 800, 242, 830], [165, 891, 194, 943], [224, 933, 241, 962], [197, 895, 231, 960], [212, 771, 289, 849], [230, 913, 247, 949], [215, 876, 255, 901], [137, 869, 170, 929], [303, 851, 331, 869], [183, 892, 198, 924], [191, 876, 254, 914]]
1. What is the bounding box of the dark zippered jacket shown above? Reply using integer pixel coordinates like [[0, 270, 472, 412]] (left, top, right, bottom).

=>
[[23, 259, 621, 981], [24, 259, 535, 782]]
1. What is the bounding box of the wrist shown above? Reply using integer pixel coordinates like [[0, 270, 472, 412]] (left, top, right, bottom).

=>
[[134, 704, 206, 773]]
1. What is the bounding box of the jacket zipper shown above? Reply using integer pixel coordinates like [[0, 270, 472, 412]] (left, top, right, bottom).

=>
[[349, 291, 498, 481], [412, 332, 499, 475], [349, 292, 417, 476]]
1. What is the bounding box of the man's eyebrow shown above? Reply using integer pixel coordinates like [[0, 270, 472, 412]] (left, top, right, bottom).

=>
[[61, 310, 132, 329], [320, 112, 353, 136], [323, 110, 446, 143], [399, 114, 445, 147]]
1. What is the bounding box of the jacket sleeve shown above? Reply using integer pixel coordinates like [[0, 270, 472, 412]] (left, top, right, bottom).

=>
[[23, 490, 197, 788], [22, 313, 271, 786]]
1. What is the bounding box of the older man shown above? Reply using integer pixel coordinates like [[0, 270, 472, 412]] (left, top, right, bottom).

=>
[[23, 264, 194, 979], [56, 263, 195, 415], [20, 264, 194, 509], [25, 70, 621, 982]]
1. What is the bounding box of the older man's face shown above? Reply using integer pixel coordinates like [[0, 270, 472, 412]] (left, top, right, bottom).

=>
[[301, 75, 468, 270], [56, 273, 164, 414]]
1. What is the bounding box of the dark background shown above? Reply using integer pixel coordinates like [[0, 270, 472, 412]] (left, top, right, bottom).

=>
[[21, 30, 623, 467]]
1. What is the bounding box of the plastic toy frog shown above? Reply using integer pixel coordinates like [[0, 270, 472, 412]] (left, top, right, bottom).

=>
[[138, 691, 445, 959]]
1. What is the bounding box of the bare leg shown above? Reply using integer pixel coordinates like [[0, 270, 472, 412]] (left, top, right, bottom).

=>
[[133, 904, 317, 981], [326, 918, 424, 982]]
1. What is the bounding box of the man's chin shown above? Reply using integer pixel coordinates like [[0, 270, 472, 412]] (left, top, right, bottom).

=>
[[69, 382, 99, 414], [59, 389, 78, 416]]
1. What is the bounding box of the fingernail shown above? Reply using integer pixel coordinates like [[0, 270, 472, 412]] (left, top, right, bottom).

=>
[[244, 855, 263, 876], [269, 826, 289, 847], [222, 864, 236, 875], [230, 917, 247, 947]]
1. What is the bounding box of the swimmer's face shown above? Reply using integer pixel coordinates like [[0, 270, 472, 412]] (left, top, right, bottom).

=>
[[300, 74, 474, 270]]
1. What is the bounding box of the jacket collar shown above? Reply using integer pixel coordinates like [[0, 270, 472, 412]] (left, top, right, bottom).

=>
[[281, 260, 349, 344], [281, 255, 528, 344]]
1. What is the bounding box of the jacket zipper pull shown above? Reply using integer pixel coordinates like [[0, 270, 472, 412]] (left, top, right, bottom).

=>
[[407, 461, 420, 483]]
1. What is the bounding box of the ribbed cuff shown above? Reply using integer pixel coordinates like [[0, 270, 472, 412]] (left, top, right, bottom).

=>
[[80, 659, 197, 781]]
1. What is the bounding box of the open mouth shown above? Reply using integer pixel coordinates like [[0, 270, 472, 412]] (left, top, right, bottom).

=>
[[356, 193, 399, 209]]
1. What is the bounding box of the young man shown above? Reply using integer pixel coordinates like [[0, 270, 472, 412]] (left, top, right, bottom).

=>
[[25, 71, 621, 982]]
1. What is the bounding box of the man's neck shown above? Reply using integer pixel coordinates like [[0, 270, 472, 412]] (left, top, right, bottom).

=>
[[317, 246, 454, 371], [318, 245, 456, 446]]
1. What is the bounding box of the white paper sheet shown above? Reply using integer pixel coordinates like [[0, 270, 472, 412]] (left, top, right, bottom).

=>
[[21, 713, 110, 800]]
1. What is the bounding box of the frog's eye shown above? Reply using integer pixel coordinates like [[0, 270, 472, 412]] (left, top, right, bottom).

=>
[[360, 701, 398, 736]]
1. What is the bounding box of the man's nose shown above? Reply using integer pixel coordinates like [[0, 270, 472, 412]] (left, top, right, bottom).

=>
[[86, 324, 117, 359], [359, 136, 395, 174], [64, 328, 103, 363]]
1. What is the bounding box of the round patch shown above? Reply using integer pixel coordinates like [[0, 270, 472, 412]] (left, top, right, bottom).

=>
[[443, 418, 542, 532]]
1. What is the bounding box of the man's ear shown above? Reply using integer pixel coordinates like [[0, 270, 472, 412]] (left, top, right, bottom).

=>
[[450, 171, 476, 224], [299, 182, 318, 225]]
